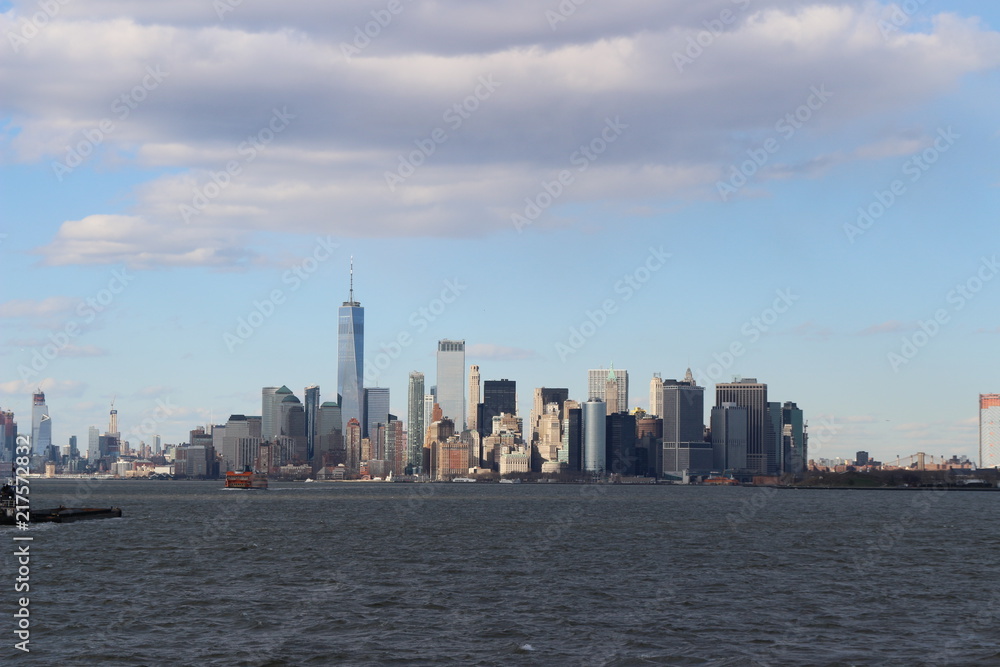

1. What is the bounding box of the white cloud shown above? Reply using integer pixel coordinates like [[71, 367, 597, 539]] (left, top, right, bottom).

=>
[[2, 2, 998, 267]]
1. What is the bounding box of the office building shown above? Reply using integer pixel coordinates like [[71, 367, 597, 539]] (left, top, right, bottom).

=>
[[562, 400, 582, 472], [261, 387, 280, 442], [304, 385, 320, 462], [606, 411, 637, 476], [980, 394, 1000, 468], [31, 390, 51, 456], [339, 259, 365, 437], [468, 365, 480, 432], [582, 398, 606, 474], [649, 373, 663, 418], [715, 378, 770, 475], [436, 340, 465, 429], [408, 372, 425, 473], [711, 403, 747, 471], [478, 379, 516, 437], [588, 366, 628, 413], [363, 387, 390, 441], [781, 401, 806, 475]]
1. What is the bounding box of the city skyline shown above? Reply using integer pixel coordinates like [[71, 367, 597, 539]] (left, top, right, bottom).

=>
[[3, 1, 1000, 465]]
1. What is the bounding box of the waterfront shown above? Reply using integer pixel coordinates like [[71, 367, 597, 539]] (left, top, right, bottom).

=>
[[3, 480, 998, 665]]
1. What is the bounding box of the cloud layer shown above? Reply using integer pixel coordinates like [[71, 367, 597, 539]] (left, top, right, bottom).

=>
[[3, 1, 999, 267]]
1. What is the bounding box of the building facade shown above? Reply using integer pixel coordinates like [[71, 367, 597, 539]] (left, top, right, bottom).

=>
[[980, 394, 1000, 468], [436, 340, 466, 429]]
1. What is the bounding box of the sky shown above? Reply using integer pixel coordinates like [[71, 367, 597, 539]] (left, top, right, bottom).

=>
[[1, 0, 999, 464]]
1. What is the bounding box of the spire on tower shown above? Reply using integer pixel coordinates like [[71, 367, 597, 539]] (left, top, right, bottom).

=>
[[349, 255, 354, 304]]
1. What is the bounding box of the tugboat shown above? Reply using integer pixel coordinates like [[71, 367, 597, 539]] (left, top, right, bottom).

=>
[[0, 482, 123, 525], [224, 470, 268, 489]]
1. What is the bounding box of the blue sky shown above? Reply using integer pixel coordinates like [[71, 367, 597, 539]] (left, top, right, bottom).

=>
[[2, 0, 999, 463]]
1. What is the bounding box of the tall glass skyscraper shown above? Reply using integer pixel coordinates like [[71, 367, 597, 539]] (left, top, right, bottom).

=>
[[338, 260, 364, 435], [31, 390, 51, 456], [436, 340, 465, 430], [408, 372, 425, 472], [582, 398, 606, 474], [304, 385, 320, 461]]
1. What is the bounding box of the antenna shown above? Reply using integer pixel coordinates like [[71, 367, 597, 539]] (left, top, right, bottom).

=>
[[349, 255, 354, 303]]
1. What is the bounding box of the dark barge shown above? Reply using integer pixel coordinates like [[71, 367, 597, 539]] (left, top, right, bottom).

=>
[[1, 483, 123, 525]]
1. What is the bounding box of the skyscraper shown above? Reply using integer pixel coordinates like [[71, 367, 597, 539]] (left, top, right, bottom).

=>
[[0, 410, 16, 461], [606, 411, 637, 476], [261, 386, 284, 442], [562, 400, 582, 472], [436, 340, 465, 429], [587, 366, 628, 412], [781, 401, 806, 475], [408, 372, 425, 473], [980, 394, 1000, 468], [715, 378, 769, 475], [363, 387, 390, 442], [468, 365, 481, 431], [711, 402, 747, 471], [649, 373, 663, 418], [88, 425, 100, 461], [478, 379, 516, 437], [31, 390, 51, 456], [582, 398, 606, 474], [304, 385, 320, 462], [661, 373, 709, 476], [338, 259, 364, 437]]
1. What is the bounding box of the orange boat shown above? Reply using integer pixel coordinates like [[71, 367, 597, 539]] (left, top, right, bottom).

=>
[[224, 471, 268, 489]]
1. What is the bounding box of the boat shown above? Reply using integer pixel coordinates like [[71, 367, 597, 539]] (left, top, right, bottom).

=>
[[452, 477, 476, 482], [0, 483, 122, 525], [499, 478, 521, 484], [224, 470, 268, 489]]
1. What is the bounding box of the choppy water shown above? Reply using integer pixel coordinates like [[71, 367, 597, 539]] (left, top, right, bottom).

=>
[[2, 480, 999, 665]]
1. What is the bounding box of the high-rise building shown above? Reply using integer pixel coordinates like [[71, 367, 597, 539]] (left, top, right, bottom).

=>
[[781, 401, 806, 475], [304, 385, 320, 462], [363, 387, 390, 441], [478, 379, 516, 437], [562, 400, 582, 472], [0, 410, 16, 461], [408, 372, 425, 473], [715, 378, 769, 474], [88, 426, 100, 460], [261, 387, 280, 441], [220, 414, 263, 473], [530, 387, 568, 443], [711, 402, 747, 471], [338, 259, 364, 438], [468, 365, 481, 432], [588, 366, 628, 413], [422, 392, 435, 462], [649, 373, 663, 418], [661, 373, 708, 476], [606, 411, 637, 476], [315, 401, 343, 467], [31, 390, 51, 456], [980, 394, 1000, 468], [279, 394, 307, 462], [436, 340, 465, 429], [582, 398, 606, 474], [345, 418, 362, 475]]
